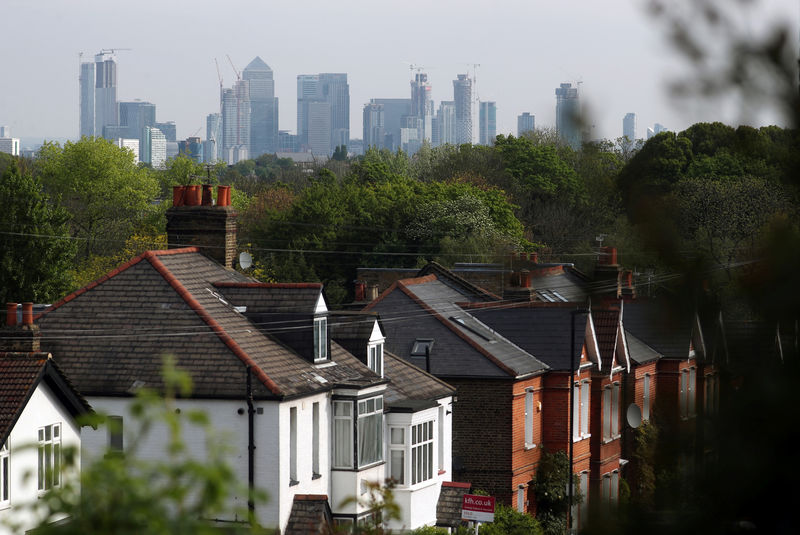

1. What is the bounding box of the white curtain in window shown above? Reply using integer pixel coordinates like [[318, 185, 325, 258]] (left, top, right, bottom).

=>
[[358, 413, 382, 466]]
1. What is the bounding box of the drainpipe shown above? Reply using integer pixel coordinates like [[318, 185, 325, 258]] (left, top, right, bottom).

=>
[[246, 366, 255, 517], [568, 310, 576, 532], [425, 345, 431, 373]]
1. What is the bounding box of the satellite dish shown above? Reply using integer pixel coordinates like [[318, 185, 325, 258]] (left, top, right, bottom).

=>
[[239, 252, 253, 270], [626, 403, 642, 429]]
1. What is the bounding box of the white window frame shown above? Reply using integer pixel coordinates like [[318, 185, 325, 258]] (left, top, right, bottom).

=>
[[524, 389, 535, 448], [357, 396, 384, 468], [389, 427, 406, 485], [0, 443, 8, 506], [680, 369, 688, 418], [313, 316, 328, 362], [688, 367, 696, 417], [368, 342, 383, 377], [573, 380, 591, 441], [437, 406, 445, 471], [517, 485, 526, 512], [571, 470, 589, 533], [38, 423, 61, 492], [411, 420, 434, 485], [312, 402, 320, 477], [611, 382, 620, 438], [603, 387, 612, 441], [643, 373, 651, 421], [333, 401, 353, 469], [289, 407, 298, 485]]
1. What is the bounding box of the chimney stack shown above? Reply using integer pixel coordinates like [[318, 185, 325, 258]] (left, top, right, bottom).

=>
[[504, 269, 536, 302], [2, 302, 41, 352], [354, 280, 366, 302], [166, 184, 238, 268]]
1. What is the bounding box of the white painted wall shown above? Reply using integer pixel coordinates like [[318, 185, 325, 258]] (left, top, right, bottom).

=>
[[0, 382, 82, 535]]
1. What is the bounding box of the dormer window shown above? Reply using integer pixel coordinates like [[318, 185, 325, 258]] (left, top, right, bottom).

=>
[[410, 339, 434, 357], [314, 316, 328, 362], [368, 342, 383, 377]]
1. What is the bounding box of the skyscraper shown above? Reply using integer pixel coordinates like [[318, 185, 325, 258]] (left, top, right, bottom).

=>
[[243, 56, 279, 157], [221, 79, 250, 164], [155, 122, 177, 142], [410, 73, 433, 143], [79, 61, 95, 138], [453, 74, 472, 145], [363, 102, 385, 150], [368, 98, 411, 151], [623, 112, 636, 141], [435, 101, 456, 146], [142, 126, 166, 168], [517, 112, 535, 136], [297, 73, 349, 156], [555, 82, 581, 149], [206, 113, 222, 161], [479, 101, 497, 145], [94, 52, 119, 140]]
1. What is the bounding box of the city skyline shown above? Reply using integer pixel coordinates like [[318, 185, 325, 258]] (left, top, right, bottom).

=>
[[1, 0, 796, 146]]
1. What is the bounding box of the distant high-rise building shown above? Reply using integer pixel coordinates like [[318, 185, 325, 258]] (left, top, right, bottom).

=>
[[297, 73, 349, 156], [206, 113, 222, 161], [0, 137, 20, 156], [517, 112, 535, 136], [155, 122, 177, 142], [555, 82, 581, 149], [479, 101, 497, 145], [278, 131, 299, 153], [115, 101, 156, 161], [453, 74, 472, 145], [369, 98, 411, 151], [363, 102, 385, 150], [142, 126, 166, 168], [435, 101, 456, 146], [93, 52, 119, 140], [178, 137, 204, 164], [410, 73, 433, 143], [646, 123, 668, 139], [243, 56, 279, 157], [115, 138, 140, 164], [221, 80, 250, 164], [79, 62, 95, 138], [623, 113, 637, 141], [0, 126, 10, 138], [400, 115, 421, 155]]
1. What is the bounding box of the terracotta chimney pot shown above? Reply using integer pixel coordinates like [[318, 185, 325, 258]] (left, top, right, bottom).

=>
[[6, 303, 17, 327], [21, 302, 33, 326]]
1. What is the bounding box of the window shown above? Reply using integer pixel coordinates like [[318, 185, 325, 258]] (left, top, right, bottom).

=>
[[601, 471, 619, 504], [611, 470, 619, 503], [680, 370, 688, 418], [688, 368, 696, 417], [611, 383, 620, 437], [312, 402, 320, 477], [314, 317, 328, 361], [705, 373, 719, 416], [109, 415, 123, 453], [389, 427, 405, 485], [603, 387, 612, 441], [412, 421, 434, 485], [410, 339, 434, 357], [680, 367, 696, 419], [0, 443, 8, 504], [571, 471, 589, 532], [524, 389, 535, 447], [38, 423, 61, 491], [438, 406, 445, 471], [517, 485, 525, 512], [333, 401, 353, 468], [573, 380, 590, 441], [643, 374, 651, 421], [289, 407, 298, 484], [357, 397, 383, 467], [368, 343, 383, 377]]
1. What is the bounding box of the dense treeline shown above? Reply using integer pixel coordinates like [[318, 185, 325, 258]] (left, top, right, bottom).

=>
[[0, 122, 797, 313]]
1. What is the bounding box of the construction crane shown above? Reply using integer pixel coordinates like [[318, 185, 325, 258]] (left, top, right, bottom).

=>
[[99, 48, 132, 55], [226, 54, 241, 80], [401, 61, 424, 79]]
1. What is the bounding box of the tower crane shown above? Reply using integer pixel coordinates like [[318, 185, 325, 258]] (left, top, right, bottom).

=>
[[226, 54, 241, 80], [99, 48, 132, 55]]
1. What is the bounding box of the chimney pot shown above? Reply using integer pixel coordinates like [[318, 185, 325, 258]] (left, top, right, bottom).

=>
[[6, 303, 17, 327], [366, 284, 379, 302], [202, 184, 214, 206], [354, 280, 366, 302], [185, 185, 201, 206], [531, 251, 539, 264], [21, 302, 33, 326], [172, 186, 186, 207], [520, 269, 531, 288]]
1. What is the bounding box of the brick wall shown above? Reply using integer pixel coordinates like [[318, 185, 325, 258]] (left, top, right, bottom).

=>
[[510, 375, 545, 512], [166, 205, 238, 268]]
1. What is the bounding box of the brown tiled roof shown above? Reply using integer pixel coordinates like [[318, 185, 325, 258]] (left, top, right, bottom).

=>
[[383, 351, 455, 409], [592, 309, 620, 371], [36, 248, 383, 400], [284, 494, 334, 535], [436, 481, 471, 527], [0, 353, 91, 445], [213, 282, 323, 314]]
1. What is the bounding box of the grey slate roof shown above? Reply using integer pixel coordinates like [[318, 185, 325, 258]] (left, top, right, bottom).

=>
[[470, 305, 589, 371], [436, 481, 472, 527], [383, 351, 455, 409], [625, 330, 662, 365], [529, 267, 591, 302], [622, 301, 694, 360], [36, 249, 383, 400], [214, 283, 322, 314]]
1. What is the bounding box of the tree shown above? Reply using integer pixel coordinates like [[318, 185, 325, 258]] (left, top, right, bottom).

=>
[[35, 138, 160, 259], [0, 161, 77, 304], [532, 450, 580, 535]]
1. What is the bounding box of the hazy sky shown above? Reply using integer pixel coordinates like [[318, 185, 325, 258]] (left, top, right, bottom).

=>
[[1, 0, 797, 146]]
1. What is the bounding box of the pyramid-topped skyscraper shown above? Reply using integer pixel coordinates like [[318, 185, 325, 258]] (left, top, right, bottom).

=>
[[243, 56, 279, 157]]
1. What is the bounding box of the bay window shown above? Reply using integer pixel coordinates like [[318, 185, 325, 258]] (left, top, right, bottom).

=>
[[333, 401, 353, 468], [334, 396, 385, 470], [358, 396, 383, 467], [389, 427, 405, 484], [412, 421, 433, 485]]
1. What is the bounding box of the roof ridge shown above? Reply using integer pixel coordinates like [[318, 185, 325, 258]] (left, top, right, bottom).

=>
[[145, 254, 283, 396], [213, 282, 322, 289]]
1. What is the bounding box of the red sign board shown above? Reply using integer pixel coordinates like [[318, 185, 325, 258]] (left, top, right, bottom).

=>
[[461, 494, 496, 522]]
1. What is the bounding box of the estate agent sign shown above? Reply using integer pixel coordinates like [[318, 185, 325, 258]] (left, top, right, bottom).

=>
[[461, 494, 496, 523]]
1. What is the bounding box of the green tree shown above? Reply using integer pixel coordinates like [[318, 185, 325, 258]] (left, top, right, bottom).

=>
[[35, 138, 160, 259], [532, 450, 580, 535], [0, 161, 77, 304], [478, 504, 542, 535]]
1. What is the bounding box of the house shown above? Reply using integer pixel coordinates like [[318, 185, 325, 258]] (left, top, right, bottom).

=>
[[0, 303, 91, 534], [33, 187, 453, 531]]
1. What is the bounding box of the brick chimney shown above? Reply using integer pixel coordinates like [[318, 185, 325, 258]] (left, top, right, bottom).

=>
[[354, 280, 366, 302], [2, 302, 41, 352], [594, 246, 622, 298], [166, 185, 237, 268], [504, 269, 536, 302]]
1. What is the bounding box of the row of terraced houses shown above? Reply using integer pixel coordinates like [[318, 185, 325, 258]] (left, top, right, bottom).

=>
[[1, 186, 785, 533]]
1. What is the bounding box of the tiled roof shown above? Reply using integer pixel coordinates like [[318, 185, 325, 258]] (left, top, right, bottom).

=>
[[470, 305, 590, 371], [623, 301, 694, 360], [0, 353, 91, 445], [592, 309, 620, 370], [625, 330, 662, 365], [417, 262, 500, 301], [213, 282, 322, 314], [36, 249, 383, 400], [284, 494, 333, 535], [328, 311, 379, 341], [436, 481, 472, 527], [383, 351, 455, 409]]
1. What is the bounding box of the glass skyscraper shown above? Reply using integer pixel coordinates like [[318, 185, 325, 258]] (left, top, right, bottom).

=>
[[243, 56, 279, 157], [453, 74, 472, 145], [555, 83, 581, 149], [479, 101, 497, 145]]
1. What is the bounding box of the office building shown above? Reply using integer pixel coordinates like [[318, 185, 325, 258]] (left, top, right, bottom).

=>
[[555, 83, 581, 149], [363, 102, 385, 150], [400, 115, 421, 155], [221, 80, 250, 164], [479, 101, 497, 145], [453, 74, 472, 145], [369, 98, 411, 151], [410, 73, 433, 143], [155, 122, 177, 142], [278, 131, 299, 153], [115, 139, 140, 164], [435, 101, 456, 146], [517, 112, 535, 136], [646, 123, 668, 139], [202, 140, 217, 163], [0, 137, 20, 156], [206, 113, 222, 161], [94, 52, 119, 140], [623, 113, 636, 141], [0, 126, 9, 137], [79, 61, 95, 138], [142, 126, 167, 169], [297, 73, 349, 156], [178, 137, 203, 164], [243, 56, 279, 157]]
